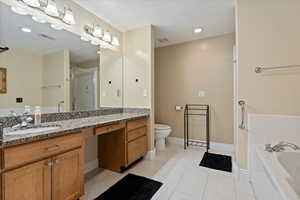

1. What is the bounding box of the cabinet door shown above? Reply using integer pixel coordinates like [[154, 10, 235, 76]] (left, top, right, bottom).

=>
[[127, 135, 147, 165], [52, 149, 82, 200], [3, 159, 51, 200]]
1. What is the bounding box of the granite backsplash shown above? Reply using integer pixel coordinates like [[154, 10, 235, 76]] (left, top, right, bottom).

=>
[[0, 108, 149, 128]]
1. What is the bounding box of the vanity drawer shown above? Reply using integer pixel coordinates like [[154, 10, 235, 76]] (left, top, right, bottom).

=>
[[127, 135, 147, 165], [3, 133, 83, 169], [127, 118, 147, 131], [94, 121, 125, 136], [127, 127, 146, 142]]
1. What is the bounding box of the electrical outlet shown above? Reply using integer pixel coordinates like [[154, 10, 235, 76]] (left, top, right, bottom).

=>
[[198, 90, 205, 97]]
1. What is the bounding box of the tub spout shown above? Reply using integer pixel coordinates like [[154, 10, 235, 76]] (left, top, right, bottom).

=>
[[268, 141, 300, 152]]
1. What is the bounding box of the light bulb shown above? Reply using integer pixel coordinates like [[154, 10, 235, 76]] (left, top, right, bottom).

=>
[[103, 31, 111, 42], [62, 8, 75, 25], [11, 6, 28, 15], [80, 36, 90, 42], [93, 25, 103, 38], [111, 36, 120, 46], [32, 16, 47, 23], [91, 40, 100, 46], [23, 0, 41, 7], [44, 0, 59, 17], [50, 24, 63, 30]]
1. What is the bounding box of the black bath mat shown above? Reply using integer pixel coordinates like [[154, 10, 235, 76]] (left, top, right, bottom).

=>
[[199, 152, 232, 172], [95, 173, 163, 200]]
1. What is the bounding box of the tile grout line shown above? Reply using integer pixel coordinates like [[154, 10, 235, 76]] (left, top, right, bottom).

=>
[[200, 173, 210, 200], [167, 153, 196, 200], [234, 175, 238, 200]]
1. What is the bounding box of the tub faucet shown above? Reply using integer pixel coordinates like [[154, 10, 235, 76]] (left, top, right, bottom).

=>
[[266, 141, 300, 152]]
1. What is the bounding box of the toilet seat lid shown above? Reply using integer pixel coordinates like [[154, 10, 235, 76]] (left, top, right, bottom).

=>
[[155, 124, 171, 130]]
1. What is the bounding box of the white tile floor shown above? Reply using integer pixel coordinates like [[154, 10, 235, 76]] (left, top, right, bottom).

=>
[[81, 144, 256, 200]]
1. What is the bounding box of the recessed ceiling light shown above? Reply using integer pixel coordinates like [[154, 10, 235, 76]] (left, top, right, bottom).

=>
[[21, 27, 32, 33], [194, 28, 203, 34]]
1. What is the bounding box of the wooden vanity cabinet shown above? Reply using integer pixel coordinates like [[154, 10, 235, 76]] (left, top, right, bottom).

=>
[[1, 133, 84, 200], [3, 159, 52, 200], [0, 116, 149, 199], [126, 118, 148, 166], [97, 117, 148, 172], [52, 149, 83, 200]]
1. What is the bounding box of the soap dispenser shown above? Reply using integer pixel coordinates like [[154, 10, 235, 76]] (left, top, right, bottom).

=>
[[34, 106, 42, 126]]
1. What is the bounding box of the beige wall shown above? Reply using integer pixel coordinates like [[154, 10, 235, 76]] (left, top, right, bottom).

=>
[[123, 26, 152, 108], [123, 25, 155, 151], [0, 48, 43, 109], [155, 33, 234, 144], [236, 0, 300, 168], [42, 50, 70, 111]]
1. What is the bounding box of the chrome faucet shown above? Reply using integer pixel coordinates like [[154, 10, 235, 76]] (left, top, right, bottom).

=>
[[265, 141, 300, 152], [10, 110, 33, 130]]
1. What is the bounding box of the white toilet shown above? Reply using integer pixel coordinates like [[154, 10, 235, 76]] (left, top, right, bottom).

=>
[[155, 123, 172, 151]]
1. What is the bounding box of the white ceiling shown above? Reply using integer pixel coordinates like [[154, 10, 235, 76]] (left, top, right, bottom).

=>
[[72, 0, 235, 47], [0, 3, 98, 64]]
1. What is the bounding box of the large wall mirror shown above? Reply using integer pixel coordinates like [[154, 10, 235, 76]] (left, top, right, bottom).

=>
[[0, 2, 123, 117]]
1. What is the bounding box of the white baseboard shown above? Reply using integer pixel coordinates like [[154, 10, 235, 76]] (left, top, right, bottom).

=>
[[85, 159, 98, 174], [239, 168, 249, 180], [167, 137, 234, 153], [145, 148, 156, 160], [232, 160, 249, 180], [232, 160, 239, 179]]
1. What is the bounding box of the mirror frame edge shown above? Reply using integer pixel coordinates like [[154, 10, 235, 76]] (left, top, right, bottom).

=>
[[0, 67, 7, 94]]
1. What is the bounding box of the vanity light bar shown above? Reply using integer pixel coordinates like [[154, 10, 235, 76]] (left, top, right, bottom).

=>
[[14, 0, 76, 25], [83, 25, 120, 47]]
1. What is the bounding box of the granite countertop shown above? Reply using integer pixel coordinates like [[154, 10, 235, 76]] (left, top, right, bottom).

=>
[[1, 112, 149, 148]]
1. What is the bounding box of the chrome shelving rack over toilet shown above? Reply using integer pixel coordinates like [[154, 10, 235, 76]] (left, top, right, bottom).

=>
[[184, 104, 210, 152]]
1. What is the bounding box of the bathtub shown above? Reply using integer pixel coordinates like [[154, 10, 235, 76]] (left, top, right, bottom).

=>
[[276, 152, 300, 196], [252, 147, 300, 200]]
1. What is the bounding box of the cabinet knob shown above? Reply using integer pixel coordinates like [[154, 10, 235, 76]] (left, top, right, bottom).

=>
[[46, 161, 53, 166], [54, 159, 60, 164]]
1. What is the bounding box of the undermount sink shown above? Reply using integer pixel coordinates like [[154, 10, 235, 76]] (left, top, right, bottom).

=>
[[5, 126, 60, 136]]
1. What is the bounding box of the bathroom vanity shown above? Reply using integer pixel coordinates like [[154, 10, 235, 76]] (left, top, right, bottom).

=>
[[0, 1, 152, 199], [0, 113, 149, 200]]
